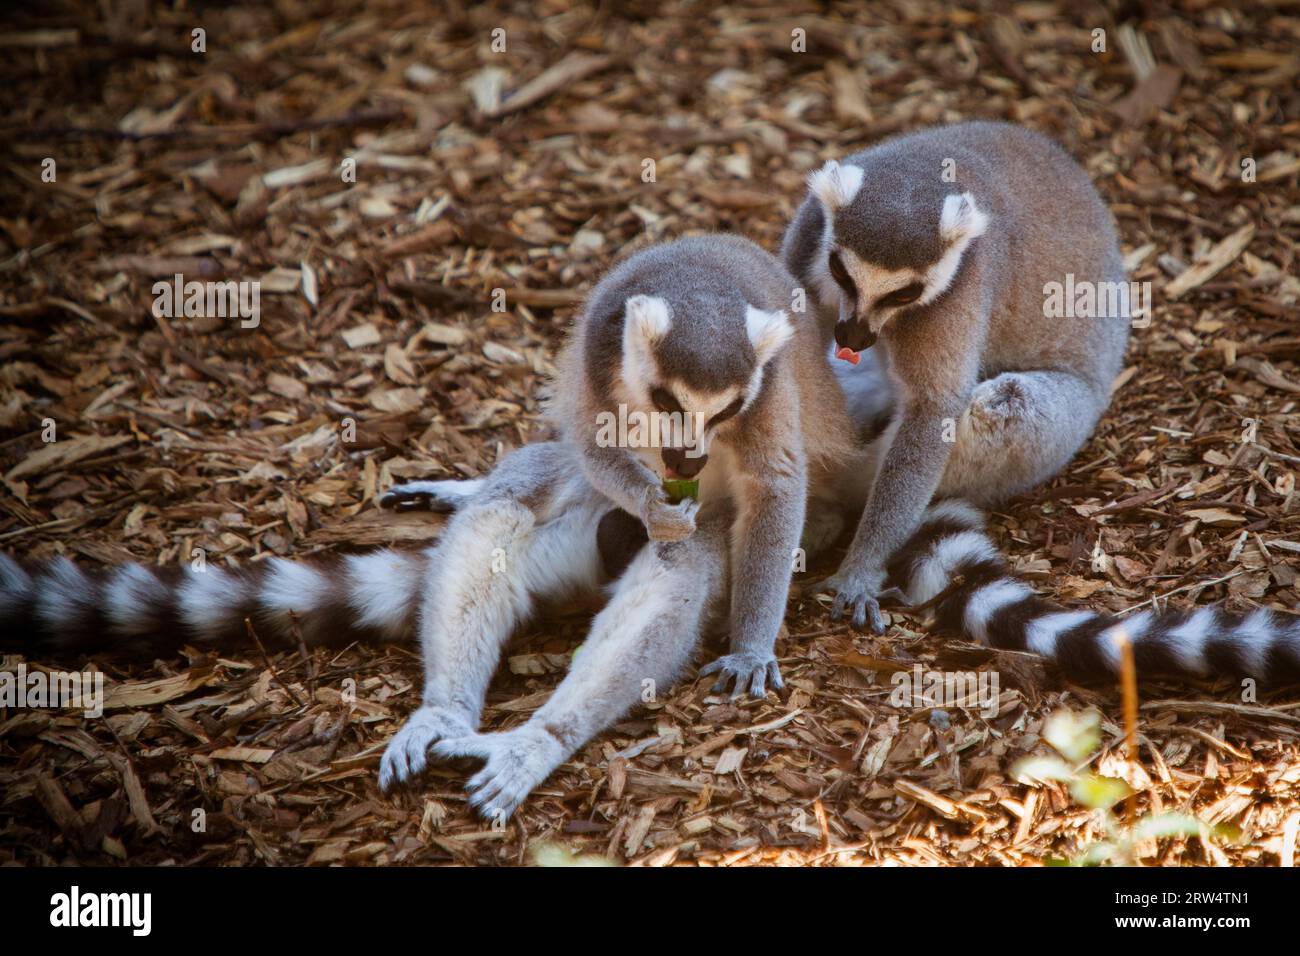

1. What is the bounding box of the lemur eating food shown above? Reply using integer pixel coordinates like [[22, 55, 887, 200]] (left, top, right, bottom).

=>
[[547, 234, 875, 697], [0, 235, 873, 819], [376, 234, 881, 815]]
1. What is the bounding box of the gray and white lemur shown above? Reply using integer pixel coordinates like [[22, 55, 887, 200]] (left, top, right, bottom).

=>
[[548, 234, 872, 697], [782, 121, 1132, 633], [376, 234, 879, 815], [1, 235, 870, 819], [376, 234, 875, 815], [782, 122, 1297, 685]]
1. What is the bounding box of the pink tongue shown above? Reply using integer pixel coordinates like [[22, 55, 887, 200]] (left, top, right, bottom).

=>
[[835, 347, 861, 365]]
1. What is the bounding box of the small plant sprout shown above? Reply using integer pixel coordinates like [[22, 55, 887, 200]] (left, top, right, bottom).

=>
[[1013, 708, 1234, 865]]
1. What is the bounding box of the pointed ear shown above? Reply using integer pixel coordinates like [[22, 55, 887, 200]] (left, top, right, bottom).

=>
[[623, 294, 672, 346], [746, 305, 794, 365], [807, 159, 865, 212], [939, 191, 989, 243]]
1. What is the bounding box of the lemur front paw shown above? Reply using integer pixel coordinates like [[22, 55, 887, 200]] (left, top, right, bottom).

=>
[[700, 652, 784, 700], [640, 493, 699, 542], [430, 726, 567, 822], [818, 568, 889, 634], [378, 705, 475, 791]]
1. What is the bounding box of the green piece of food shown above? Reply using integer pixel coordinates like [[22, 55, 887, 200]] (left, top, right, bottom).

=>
[[662, 477, 699, 503]]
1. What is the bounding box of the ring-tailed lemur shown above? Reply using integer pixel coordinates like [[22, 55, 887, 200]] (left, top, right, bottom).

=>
[[782, 121, 1132, 633], [378, 234, 878, 814], [782, 121, 1299, 681], [1, 235, 872, 819], [547, 234, 873, 697]]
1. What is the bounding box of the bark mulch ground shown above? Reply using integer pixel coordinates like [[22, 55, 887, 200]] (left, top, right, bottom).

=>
[[0, 0, 1297, 866]]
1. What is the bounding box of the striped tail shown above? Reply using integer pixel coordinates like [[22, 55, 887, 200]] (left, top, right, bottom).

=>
[[0, 549, 434, 657], [886, 500, 1300, 684]]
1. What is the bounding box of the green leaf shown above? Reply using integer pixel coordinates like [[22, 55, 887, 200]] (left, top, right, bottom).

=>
[[1070, 773, 1132, 810], [1212, 822, 1244, 844], [662, 477, 699, 503], [1074, 841, 1120, 866], [1131, 812, 1205, 841], [1012, 755, 1075, 784], [1044, 708, 1101, 763]]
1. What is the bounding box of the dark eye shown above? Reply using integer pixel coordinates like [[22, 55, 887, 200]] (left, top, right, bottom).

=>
[[827, 251, 854, 294], [708, 397, 745, 428], [879, 283, 924, 308], [650, 387, 682, 414]]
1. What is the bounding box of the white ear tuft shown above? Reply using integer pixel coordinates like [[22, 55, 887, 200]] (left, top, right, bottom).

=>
[[807, 160, 865, 212], [745, 305, 794, 364], [624, 294, 672, 343], [939, 192, 989, 243]]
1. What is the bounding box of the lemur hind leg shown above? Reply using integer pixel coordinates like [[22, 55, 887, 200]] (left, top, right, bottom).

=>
[[431, 505, 732, 821], [937, 370, 1111, 508], [379, 444, 605, 791]]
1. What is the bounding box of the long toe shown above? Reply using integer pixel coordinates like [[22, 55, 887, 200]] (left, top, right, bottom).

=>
[[766, 660, 784, 691]]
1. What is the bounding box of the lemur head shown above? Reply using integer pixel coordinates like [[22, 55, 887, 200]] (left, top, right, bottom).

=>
[[618, 292, 792, 478], [806, 159, 989, 358]]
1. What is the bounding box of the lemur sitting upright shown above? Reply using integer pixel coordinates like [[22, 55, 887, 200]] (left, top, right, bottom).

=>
[[780, 121, 1300, 681], [547, 234, 871, 697], [782, 120, 1131, 633], [376, 234, 874, 813]]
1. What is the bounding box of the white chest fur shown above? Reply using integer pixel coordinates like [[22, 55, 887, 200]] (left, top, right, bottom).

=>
[[696, 442, 739, 504]]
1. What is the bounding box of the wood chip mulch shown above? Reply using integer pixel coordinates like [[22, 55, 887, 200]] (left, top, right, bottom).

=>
[[0, 1, 1298, 867]]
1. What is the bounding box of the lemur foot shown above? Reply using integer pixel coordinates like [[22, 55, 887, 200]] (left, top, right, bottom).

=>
[[431, 726, 567, 822], [818, 569, 889, 633], [379, 479, 483, 512], [700, 652, 783, 700], [640, 494, 699, 542], [379, 705, 475, 790], [968, 375, 1028, 428]]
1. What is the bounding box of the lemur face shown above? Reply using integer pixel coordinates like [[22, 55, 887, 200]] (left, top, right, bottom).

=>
[[806, 160, 989, 358], [618, 294, 792, 477]]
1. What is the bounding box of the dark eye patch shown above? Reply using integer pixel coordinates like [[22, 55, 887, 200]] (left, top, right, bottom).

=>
[[707, 397, 745, 429], [827, 251, 855, 295], [651, 387, 682, 414], [878, 282, 925, 308]]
